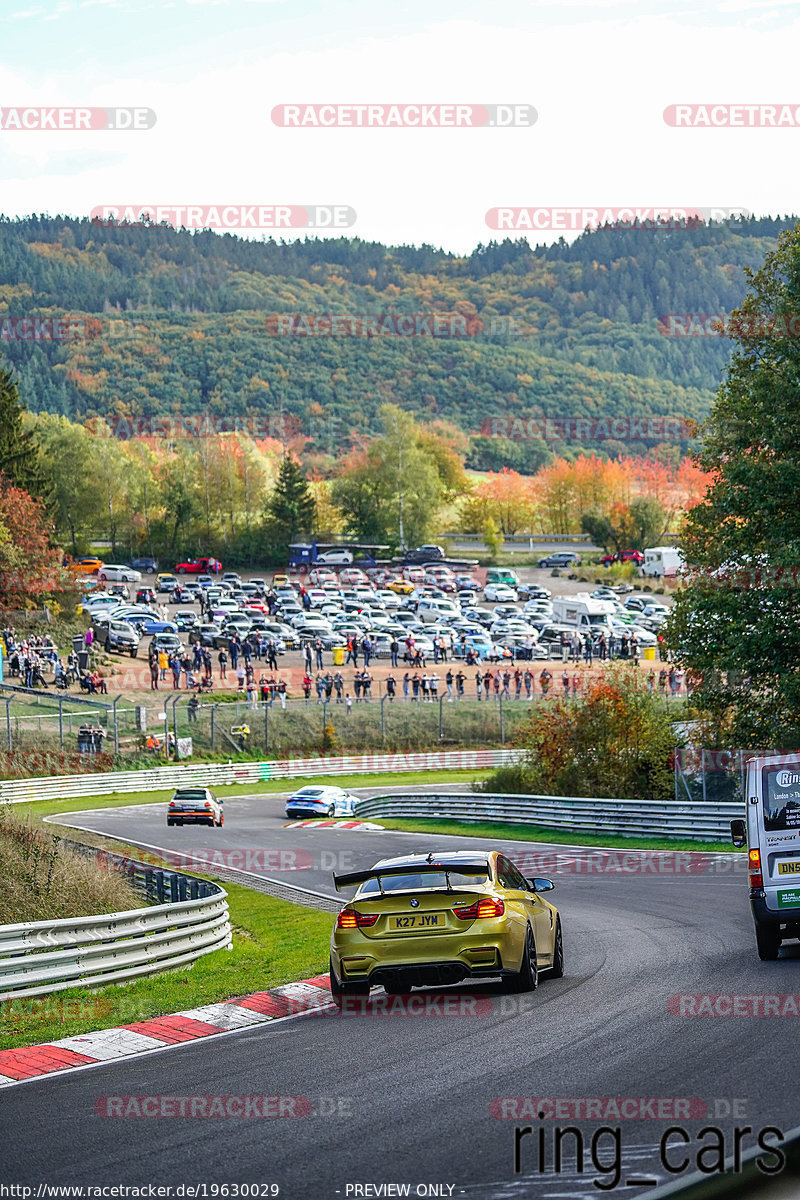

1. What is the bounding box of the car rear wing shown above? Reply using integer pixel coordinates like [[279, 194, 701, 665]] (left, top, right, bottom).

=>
[[333, 860, 491, 893]]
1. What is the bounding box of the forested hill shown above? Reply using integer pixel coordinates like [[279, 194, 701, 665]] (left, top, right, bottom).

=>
[[0, 214, 794, 468]]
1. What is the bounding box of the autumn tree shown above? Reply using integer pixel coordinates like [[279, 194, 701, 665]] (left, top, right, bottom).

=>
[[668, 223, 800, 747], [482, 666, 678, 801], [263, 454, 316, 558], [0, 476, 64, 608]]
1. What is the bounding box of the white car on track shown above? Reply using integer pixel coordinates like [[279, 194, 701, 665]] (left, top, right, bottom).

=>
[[285, 786, 358, 819]]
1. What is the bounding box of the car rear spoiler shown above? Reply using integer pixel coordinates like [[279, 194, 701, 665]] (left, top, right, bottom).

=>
[[333, 860, 491, 893]]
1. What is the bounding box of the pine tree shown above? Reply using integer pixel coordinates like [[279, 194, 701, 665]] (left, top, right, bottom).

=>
[[0, 358, 53, 503], [264, 454, 316, 547]]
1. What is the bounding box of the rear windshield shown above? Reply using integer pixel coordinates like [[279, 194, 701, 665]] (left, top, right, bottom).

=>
[[173, 789, 210, 804], [359, 870, 489, 895], [297, 788, 324, 797]]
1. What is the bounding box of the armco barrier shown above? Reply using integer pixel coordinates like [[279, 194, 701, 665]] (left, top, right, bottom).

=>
[[0, 849, 232, 1000], [356, 792, 745, 841], [0, 749, 519, 805]]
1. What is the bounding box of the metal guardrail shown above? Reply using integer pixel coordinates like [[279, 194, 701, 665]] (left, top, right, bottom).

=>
[[0, 748, 520, 804], [356, 792, 745, 840], [0, 848, 232, 999]]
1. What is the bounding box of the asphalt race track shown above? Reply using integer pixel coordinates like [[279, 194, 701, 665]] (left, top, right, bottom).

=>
[[5, 790, 800, 1198]]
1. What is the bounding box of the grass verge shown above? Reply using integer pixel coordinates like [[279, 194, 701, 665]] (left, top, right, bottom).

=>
[[374, 817, 739, 854], [0, 877, 333, 1052]]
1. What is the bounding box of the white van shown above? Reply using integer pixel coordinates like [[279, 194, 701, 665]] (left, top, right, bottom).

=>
[[641, 546, 685, 577], [551, 593, 616, 633], [731, 752, 800, 959]]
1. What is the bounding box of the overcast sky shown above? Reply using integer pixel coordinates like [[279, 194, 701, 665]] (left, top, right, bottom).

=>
[[0, 0, 798, 253]]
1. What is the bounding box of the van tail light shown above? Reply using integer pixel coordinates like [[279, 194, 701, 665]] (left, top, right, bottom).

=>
[[336, 909, 379, 929], [749, 849, 763, 889], [454, 897, 505, 920]]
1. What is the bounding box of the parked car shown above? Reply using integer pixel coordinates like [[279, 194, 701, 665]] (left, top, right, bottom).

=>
[[157, 573, 179, 592], [175, 556, 222, 574], [537, 552, 581, 569], [149, 631, 183, 654], [98, 564, 142, 583], [130, 556, 158, 573], [73, 556, 104, 575], [316, 548, 354, 565], [600, 550, 644, 567], [130, 617, 179, 636], [174, 610, 200, 631], [135, 588, 157, 605], [483, 583, 518, 603], [102, 620, 140, 657]]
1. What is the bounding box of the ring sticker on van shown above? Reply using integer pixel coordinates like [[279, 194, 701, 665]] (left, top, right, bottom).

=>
[[763, 766, 800, 832], [778, 888, 800, 907]]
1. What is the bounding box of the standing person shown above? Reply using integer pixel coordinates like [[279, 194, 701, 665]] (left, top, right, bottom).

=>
[[362, 635, 372, 669], [316, 674, 325, 704], [334, 671, 344, 702], [304, 640, 313, 673], [390, 636, 399, 668], [158, 649, 168, 681], [562, 668, 570, 697], [362, 671, 372, 702], [570, 632, 581, 665], [630, 634, 640, 665], [659, 666, 668, 695], [502, 670, 511, 698], [597, 633, 607, 662], [455, 670, 466, 699], [620, 634, 630, 660], [476, 671, 483, 701], [247, 675, 258, 709], [560, 631, 570, 664], [646, 669, 656, 692], [539, 667, 552, 696], [346, 635, 358, 667], [411, 673, 420, 702], [514, 668, 522, 699], [523, 668, 533, 698], [446, 668, 454, 701], [229, 636, 240, 670], [267, 639, 278, 671], [302, 673, 312, 704], [218, 647, 228, 680], [386, 673, 396, 701], [354, 671, 362, 703], [430, 671, 439, 702], [420, 672, 429, 702], [324, 673, 334, 702], [149, 654, 159, 691], [315, 636, 324, 671], [483, 668, 493, 698], [403, 672, 411, 700], [572, 669, 581, 696], [236, 661, 246, 693], [607, 631, 616, 661], [493, 672, 501, 700], [584, 635, 593, 665]]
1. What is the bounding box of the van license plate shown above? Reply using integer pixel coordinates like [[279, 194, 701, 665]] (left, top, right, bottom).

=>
[[777, 862, 800, 875]]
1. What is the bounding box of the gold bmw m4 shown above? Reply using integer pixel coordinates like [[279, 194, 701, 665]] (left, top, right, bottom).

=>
[[330, 850, 563, 1001]]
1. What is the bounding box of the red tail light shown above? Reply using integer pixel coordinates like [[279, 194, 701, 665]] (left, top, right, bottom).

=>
[[336, 909, 379, 929], [749, 849, 763, 889], [454, 897, 505, 921]]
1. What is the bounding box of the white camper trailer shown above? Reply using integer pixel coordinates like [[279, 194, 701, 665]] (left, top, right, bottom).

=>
[[551, 593, 616, 633], [641, 546, 685, 578]]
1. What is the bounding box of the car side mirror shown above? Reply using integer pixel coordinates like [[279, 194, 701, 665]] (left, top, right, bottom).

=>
[[730, 818, 746, 849], [528, 877, 554, 893]]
